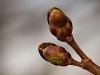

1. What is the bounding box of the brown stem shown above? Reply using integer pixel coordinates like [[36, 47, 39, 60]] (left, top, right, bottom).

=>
[[70, 58, 82, 67], [65, 35, 88, 60], [65, 35, 100, 75], [82, 59, 100, 75], [70, 58, 100, 75]]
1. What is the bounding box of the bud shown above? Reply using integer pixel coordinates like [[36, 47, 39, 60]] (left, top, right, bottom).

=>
[[47, 7, 73, 41], [38, 42, 71, 66]]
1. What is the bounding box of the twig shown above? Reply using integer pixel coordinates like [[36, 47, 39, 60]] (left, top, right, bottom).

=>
[[65, 35, 100, 75]]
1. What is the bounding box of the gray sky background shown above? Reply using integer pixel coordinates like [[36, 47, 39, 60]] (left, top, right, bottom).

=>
[[0, 0, 100, 75]]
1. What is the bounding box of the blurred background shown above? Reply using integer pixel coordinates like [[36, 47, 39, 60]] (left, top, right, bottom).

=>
[[0, 0, 100, 75]]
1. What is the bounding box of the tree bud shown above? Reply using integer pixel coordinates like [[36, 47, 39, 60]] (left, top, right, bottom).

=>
[[47, 7, 73, 40], [38, 42, 71, 66]]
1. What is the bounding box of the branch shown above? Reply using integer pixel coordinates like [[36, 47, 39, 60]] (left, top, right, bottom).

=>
[[38, 7, 100, 75], [65, 35, 88, 60], [64, 35, 100, 75]]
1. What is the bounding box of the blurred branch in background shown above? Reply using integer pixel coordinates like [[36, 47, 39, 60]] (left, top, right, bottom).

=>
[[0, 0, 100, 75]]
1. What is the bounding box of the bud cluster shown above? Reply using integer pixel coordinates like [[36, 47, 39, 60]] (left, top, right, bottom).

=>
[[38, 7, 73, 66]]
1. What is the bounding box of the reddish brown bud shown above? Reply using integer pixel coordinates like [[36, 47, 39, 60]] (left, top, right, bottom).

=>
[[38, 42, 71, 66], [47, 7, 73, 40]]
